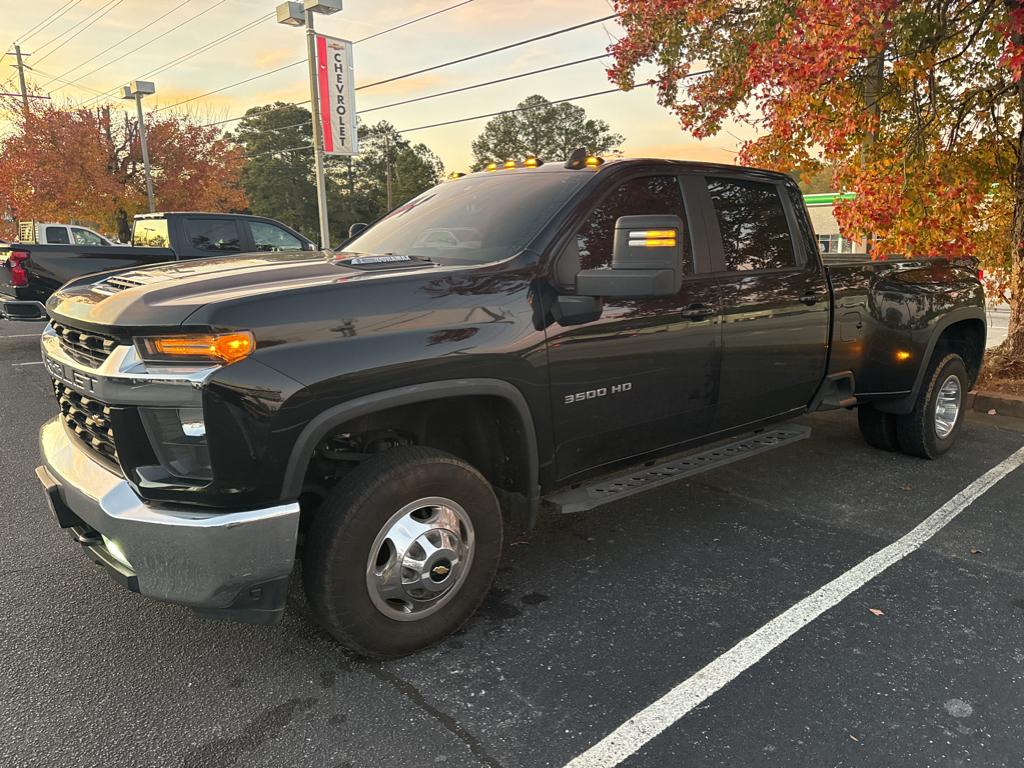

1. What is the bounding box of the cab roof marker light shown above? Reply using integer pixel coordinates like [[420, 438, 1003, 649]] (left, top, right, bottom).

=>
[[585, 155, 603, 168], [524, 156, 544, 168], [503, 160, 516, 169], [485, 162, 498, 172]]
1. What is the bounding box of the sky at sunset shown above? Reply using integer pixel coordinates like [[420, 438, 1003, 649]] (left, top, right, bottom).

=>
[[1, 0, 751, 171]]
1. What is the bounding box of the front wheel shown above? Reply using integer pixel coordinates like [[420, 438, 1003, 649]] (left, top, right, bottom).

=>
[[303, 446, 503, 658], [896, 352, 968, 459]]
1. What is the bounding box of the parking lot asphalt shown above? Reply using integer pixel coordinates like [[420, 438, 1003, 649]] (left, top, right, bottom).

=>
[[2, 318, 1024, 768]]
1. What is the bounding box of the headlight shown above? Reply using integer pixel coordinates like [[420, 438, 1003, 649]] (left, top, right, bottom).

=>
[[135, 331, 254, 365], [139, 407, 212, 481]]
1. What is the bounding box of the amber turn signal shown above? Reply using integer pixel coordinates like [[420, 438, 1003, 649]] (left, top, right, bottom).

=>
[[138, 331, 255, 365]]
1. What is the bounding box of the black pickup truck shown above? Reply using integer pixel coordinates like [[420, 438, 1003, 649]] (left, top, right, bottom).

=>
[[34, 155, 985, 658], [0, 212, 314, 319]]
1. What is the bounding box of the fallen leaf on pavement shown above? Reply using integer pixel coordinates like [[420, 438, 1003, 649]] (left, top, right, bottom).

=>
[[970, 547, 984, 555], [902, 484, 913, 491], [849, 734, 860, 742], [869, 608, 885, 617], [988, 409, 998, 415]]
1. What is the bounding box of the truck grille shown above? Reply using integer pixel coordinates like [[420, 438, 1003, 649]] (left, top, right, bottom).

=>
[[54, 380, 118, 462], [51, 321, 119, 367]]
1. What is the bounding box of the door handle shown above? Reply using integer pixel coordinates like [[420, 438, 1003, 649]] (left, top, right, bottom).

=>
[[799, 293, 823, 306], [680, 304, 715, 320]]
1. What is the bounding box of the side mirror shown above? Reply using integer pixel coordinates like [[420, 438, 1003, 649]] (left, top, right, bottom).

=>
[[575, 215, 684, 298], [348, 222, 368, 238]]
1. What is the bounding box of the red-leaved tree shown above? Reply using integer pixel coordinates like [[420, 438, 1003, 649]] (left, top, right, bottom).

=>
[[610, 0, 1024, 357], [0, 99, 247, 240]]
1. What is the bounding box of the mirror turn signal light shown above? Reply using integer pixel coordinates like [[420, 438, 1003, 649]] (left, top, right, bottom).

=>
[[628, 229, 678, 248]]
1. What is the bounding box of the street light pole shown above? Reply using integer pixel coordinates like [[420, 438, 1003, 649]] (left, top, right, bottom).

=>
[[278, 0, 343, 250], [304, 9, 331, 250], [134, 95, 156, 213], [123, 80, 157, 213]]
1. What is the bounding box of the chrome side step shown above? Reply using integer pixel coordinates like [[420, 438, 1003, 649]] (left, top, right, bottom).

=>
[[545, 425, 811, 514]]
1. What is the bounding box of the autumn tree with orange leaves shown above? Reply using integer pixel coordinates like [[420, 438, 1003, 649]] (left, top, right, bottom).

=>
[[0, 100, 247, 241], [609, 0, 1024, 358]]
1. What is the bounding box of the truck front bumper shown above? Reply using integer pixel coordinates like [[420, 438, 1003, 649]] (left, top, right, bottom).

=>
[[37, 417, 301, 624]]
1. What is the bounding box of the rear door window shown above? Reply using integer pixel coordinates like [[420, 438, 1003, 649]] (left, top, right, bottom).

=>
[[45, 226, 70, 245], [186, 218, 243, 253], [706, 177, 796, 271], [132, 219, 171, 248]]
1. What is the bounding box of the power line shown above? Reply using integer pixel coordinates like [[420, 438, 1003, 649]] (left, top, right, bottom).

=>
[[348, 0, 473, 44], [360, 53, 609, 114], [34, 0, 125, 67], [12, 0, 81, 46], [31, 66, 115, 97], [151, 0, 480, 114], [41, 0, 195, 90], [193, 12, 616, 127], [30, 1, 108, 57], [135, 12, 272, 82], [72, 0, 233, 107], [398, 81, 664, 133], [359, 14, 615, 92], [245, 144, 313, 159], [227, 52, 612, 135]]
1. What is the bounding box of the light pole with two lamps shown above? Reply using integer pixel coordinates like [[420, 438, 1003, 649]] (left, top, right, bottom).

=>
[[276, 0, 342, 249]]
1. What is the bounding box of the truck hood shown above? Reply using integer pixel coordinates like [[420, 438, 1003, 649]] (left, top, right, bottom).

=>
[[46, 249, 440, 330]]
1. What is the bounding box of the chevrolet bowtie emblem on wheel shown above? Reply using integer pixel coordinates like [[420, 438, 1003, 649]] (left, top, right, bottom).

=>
[[432, 564, 450, 577]]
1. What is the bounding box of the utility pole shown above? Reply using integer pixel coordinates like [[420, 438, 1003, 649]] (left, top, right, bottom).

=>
[[384, 132, 393, 210], [11, 44, 30, 118]]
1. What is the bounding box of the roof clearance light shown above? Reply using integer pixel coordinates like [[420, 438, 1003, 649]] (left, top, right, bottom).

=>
[[503, 160, 516, 169], [485, 162, 498, 172], [524, 156, 543, 168], [447, 172, 466, 181], [585, 155, 603, 168]]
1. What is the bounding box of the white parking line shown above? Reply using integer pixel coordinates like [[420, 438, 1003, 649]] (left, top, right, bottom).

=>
[[564, 445, 1024, 768], [11, 361, 43, 366]]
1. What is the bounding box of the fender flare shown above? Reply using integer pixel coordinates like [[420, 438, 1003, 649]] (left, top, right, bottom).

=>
[[280, 378, 540, 504], [876, 307, 986, 414]]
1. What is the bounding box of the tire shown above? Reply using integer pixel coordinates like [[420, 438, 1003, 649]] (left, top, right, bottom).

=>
[[896, 352, 968, 459], [857, 405, 901, 451], [303, 446, 503, 658]]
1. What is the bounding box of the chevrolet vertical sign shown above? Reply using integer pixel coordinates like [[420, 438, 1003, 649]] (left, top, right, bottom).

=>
[[315, 34, 358, 156]]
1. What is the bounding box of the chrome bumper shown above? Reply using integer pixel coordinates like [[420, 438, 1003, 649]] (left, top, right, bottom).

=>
[[38, 417, 300, 623]]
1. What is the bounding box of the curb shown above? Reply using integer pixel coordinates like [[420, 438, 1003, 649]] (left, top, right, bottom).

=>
[[968, 389, 1024, 419]]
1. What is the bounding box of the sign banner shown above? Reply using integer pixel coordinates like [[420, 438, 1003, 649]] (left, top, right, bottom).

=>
[[314, 34, 358, 156]]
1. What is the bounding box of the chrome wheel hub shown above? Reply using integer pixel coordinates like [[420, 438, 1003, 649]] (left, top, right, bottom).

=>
[[366, 497, 474, 621], [934, 374, 961, 439]]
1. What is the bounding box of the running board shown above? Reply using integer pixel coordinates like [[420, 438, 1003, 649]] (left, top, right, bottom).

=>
[[545, 425, 811, 514]]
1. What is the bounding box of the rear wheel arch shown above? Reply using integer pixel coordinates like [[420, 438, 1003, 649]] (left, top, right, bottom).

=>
[[875, 309, 985, 415]]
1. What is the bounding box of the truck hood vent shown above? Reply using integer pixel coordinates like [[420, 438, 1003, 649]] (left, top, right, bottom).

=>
[[92, 271, 171, 295]]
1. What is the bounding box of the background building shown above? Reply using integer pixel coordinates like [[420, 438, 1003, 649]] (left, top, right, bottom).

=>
[[803, 192, 863, 254]]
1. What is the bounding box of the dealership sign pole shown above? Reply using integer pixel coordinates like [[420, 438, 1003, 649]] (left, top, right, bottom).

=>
[[278, 1, 349, 250]]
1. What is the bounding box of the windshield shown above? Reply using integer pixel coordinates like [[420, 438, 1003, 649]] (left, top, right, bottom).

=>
[[340, 171, 588, 265]]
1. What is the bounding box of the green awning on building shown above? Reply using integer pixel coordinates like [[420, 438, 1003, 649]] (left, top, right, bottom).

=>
[[803, 192, 856, 205]]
